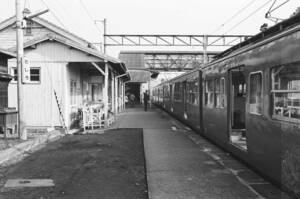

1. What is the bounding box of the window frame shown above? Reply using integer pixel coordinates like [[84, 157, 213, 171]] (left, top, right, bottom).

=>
[[271, 65, 300, 123], [219, 77, 226, 108], [249, 71, 263, 115], [10, 67, 41, 84], [174, 82, 182, 102], [29, 67, 41, 84], [11, 67, 18, 83], [70, 80, 77, 106], [205, 78, 215, 108]]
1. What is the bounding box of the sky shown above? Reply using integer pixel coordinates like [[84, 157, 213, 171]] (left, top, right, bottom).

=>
[[0, 0, 298, 56]]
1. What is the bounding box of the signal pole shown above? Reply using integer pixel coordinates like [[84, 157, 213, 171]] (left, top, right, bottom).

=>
[[16, 0, 26, 140]]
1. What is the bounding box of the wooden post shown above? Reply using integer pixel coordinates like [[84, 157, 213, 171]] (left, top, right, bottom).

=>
[[123, 82, 126, 110], [16, 0, 26, 140], [114, 77, 118, 113], [148, 73, 152, 108], [120, 81, 123, 111], [103, 61, 109, 121], [120, 80, 122, 111], [111, 71, 115, 115]]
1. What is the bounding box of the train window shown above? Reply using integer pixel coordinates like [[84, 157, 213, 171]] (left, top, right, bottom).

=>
[[214, 79, 220, 107], [187, 79, 198, 105], [272, 64, 300, 122], [194, 78, 199, 105], [214, 78, 226, 108], [249, 72, 263, 114], [205, 80, 214, 108], [163, 85, 169, 102], [174, 82, 181, 102], [220, 78, 226, 108]]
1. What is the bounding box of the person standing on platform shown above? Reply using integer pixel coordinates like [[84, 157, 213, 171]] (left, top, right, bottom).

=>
[[129, 93, 135, 107], [143, 90, 149, 111]]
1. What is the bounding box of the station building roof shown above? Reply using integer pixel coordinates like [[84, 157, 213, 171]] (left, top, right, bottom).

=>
[[0, 15, 129, 76], [0, 48, 15, 58]]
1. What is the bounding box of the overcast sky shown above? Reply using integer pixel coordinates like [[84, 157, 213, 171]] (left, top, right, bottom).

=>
[[0, 0, 298, 56]]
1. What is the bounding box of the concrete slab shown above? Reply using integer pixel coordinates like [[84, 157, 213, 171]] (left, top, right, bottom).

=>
[[144, 128, 258, 199], [114, 107, 291, 199], [116, 111, 173, 129], [4, 179, 54, 188], [147, 170, 257, 199]]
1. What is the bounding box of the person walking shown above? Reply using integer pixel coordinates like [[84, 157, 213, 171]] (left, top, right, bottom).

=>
[[129, 93, 135, 107], [143, 90, 149, 111]]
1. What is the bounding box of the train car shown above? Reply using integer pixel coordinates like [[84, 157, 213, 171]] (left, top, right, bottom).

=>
[[153, 14, 300, 197]]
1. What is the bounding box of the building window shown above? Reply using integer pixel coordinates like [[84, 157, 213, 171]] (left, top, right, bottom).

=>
[[11, 68, 18, 82], [70, 80, 77, 105], [272, 64, 300, 122], [29, 68, 40, 82], [205, 79, 214, 107], [249, 72, 263, 114], [0, 82, 8, 108], [11, 67, 40, 83]]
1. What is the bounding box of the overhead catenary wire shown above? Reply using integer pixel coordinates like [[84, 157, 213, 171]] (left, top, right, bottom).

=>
[[40, 0, 68, 29], [208, 0, 273, 46], [24, 0, 30, 10], [78, 0, 103, 34], [210, 0, 258, 34], [223, 0, 274, 34]]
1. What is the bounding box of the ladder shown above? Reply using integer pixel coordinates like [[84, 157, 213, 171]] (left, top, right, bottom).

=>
[[54, 90, 68, 134]]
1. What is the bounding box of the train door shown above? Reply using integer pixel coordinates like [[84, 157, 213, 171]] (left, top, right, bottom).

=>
[[182, 81, 188, 119], [228, 66, 247, 150], [198, 70, 203, 131], [170, 84, 173, 112]]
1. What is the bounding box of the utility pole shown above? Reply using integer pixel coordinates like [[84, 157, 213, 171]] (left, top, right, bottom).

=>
[[16, 0, 26, 140], [103, 18, 107, 54], [16, 1, 48, 140], [94, 18, 107, 54], [202, 35, 208, 67]]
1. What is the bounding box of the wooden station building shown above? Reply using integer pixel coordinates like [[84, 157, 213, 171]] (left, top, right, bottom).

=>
[[0, 48, 16, 137], [0, 14, 129, 132]]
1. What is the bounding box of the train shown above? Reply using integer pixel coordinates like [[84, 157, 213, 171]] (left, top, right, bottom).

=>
[[153, 13, 300, 197]]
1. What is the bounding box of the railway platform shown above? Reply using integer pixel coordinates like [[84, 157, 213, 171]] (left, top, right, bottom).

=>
[[115, 106, 292, 199]]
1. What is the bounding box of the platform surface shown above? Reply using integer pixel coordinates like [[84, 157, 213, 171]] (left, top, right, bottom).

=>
[[116, 107, 291, 199]]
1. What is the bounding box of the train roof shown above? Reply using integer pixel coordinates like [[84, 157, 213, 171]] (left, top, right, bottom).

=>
[[154, 13, 300, 88], [214, 13, 300, 60], [155, 67, 201, 87]]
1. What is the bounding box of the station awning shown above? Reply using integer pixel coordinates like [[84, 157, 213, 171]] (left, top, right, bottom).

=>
[[128, 70, 150, 83]]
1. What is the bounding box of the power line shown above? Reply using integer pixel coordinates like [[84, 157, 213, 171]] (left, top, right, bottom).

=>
[[40, 0, 68, 29], [24, 0, 30, 10], [222, 0, 273, 35], [210, 0, 258, 34], [208, 0, 273, 46], [78, 0, 103, 34], [51, 0, 82, 32]]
